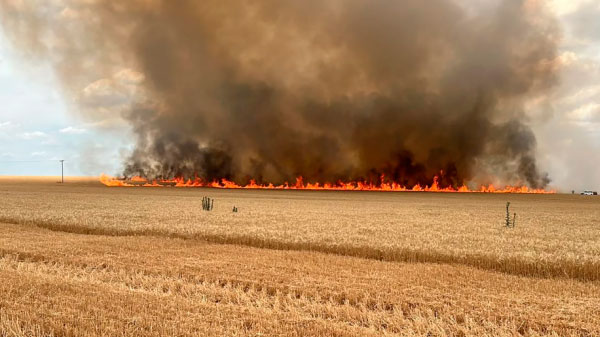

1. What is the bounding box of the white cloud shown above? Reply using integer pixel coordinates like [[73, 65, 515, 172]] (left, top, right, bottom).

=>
[[114, 68, 145, 85], [560, 85, 600, 106], [82, 78, 115, 98], [84, 117, 128, 131], [76, 68, 146, 123], [20, 131, 47, 139], [59, 126, 87, 134], [41, 137, 59, 145], [0, 122, 18, 140], [567, 103, 600, 122], [548, 0, 587, 16], [30, 151, 47, 157], [60, 7, 79, 20]]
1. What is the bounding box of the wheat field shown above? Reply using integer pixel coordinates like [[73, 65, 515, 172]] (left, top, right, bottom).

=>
[[0, 177, 599, 336]]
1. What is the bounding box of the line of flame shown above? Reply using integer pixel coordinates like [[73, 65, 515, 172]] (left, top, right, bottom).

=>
[[100, 174, 555, 194]]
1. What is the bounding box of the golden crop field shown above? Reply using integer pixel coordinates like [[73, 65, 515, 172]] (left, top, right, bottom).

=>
[[0, 177, 599, 336]]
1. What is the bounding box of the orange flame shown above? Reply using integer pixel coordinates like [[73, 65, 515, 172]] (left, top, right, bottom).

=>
[[99, 174, 555, 194]]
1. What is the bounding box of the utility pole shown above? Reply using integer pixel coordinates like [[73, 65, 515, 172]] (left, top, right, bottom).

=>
[[59, 160, 64, 183]]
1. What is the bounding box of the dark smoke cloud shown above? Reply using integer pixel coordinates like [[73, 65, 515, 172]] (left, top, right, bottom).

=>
[[0, 0, 560, 188]]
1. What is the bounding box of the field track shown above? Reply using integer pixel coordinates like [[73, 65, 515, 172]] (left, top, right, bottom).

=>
[[0, 177, 599, 336]]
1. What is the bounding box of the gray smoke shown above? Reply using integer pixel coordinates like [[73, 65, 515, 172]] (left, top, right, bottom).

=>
[[0, 0, 560, 187]]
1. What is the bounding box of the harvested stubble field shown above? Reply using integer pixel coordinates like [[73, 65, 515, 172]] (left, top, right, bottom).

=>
[[0, 177, 599, 336]]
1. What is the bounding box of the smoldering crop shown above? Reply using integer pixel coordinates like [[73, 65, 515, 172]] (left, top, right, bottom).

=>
[[0, 0, 559, 188]]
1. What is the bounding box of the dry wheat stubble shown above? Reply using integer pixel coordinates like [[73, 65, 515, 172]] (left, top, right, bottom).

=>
[[0, 178, 599, 280], [0, 178, 599, 336]]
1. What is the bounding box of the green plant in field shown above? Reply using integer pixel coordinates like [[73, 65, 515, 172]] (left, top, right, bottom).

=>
[[505, 202, 516, 228], [202, 197, 214, 211]]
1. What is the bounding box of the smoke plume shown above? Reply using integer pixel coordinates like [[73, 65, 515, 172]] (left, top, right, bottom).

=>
[[0, 0, 560, 188]]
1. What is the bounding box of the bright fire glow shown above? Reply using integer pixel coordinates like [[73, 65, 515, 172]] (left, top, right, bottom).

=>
[[99, 174, 555, 194]]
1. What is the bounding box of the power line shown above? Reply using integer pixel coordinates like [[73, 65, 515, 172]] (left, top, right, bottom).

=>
[[0, 159, 66, 182], [60, 159, 64, 183]]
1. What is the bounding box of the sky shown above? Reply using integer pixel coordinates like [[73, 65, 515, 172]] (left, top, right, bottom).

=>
[[0, 0, 598, 191], [533, 0, 600, 191], [0, 27, 131, 176]]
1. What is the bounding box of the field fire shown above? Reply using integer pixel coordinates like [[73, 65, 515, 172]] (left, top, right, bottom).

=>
[[5, 0, 600, 335], [100, 174, 555, 194]]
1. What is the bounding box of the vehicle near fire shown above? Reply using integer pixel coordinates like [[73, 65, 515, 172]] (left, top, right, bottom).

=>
[[581, 190, 598, 195]]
